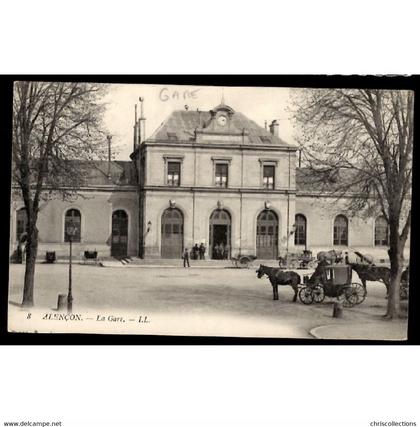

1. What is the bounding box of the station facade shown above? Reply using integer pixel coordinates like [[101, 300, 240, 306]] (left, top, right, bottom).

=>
[[10, 102, 408, 261]]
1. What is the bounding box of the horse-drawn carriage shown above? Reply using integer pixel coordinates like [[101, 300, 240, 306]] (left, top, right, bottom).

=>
[[298, 264, 366, 307], [231, 254, 257, 269], [278, 250, 317, 270]]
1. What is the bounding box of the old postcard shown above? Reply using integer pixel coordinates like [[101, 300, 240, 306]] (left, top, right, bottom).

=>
[[7, 81, 412, 340]]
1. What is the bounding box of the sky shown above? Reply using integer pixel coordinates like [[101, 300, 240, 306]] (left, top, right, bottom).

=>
[[102, 84, 297, 160]]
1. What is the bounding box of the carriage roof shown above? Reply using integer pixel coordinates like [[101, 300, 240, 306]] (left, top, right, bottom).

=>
[[323, 264, 352, 286]]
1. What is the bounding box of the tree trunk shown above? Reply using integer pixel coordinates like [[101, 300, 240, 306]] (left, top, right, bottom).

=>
[[385, 232, 404, 319], [21, 226, 39, 308]]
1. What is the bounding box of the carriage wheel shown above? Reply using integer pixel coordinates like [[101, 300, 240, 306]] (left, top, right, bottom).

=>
[[351, 283, 366, 304], [343, 287, 358, 308], [312, 285, 325, 303], [299, 287, 314, 305], [337, 288, 352, 306]]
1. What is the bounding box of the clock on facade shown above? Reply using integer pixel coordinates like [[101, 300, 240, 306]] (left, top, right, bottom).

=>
[[217, 115, 228, 126]]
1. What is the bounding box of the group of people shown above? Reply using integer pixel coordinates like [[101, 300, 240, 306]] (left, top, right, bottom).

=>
[[182, 243, 206, 267], [181, 242, 231, 267], [212, 242, 230, 260]]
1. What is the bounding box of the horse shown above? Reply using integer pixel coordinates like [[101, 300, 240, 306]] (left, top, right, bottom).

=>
[[317, 250, 343, 264], [349, 263, 390, 296], [256, 265, 301, 301]]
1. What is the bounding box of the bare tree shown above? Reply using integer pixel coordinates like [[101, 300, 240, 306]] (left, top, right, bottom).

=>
[[12, 81, 108, 307], [293, 89, 413, 319]]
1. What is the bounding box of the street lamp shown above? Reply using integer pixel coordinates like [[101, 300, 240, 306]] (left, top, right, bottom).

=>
[[66, 221, 78, 313]]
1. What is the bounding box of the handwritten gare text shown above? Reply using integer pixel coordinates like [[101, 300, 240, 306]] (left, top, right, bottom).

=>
[[159, 87, 200, 102]]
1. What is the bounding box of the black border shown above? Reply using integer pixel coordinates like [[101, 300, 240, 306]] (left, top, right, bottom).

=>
[[1, 75, 419, 345]]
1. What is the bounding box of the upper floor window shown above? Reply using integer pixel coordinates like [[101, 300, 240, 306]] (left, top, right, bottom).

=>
[[294, 214, 307, 246], [259, 159, 278, 189], [333, 215, 348, 246], [64, 209, 81, 242], [375, 216, 389, 246], [263, 165, 275, 189], [215, 163, 228, 188], [167, 161, 181, 187]]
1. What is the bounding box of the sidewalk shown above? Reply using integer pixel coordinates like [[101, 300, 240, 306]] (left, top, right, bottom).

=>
[[23, 257, 281, 269], [310, 321, 407, 340], [100, 259, 230, 268], [98, 258, 280, 269], [37, 257, 251, 268]]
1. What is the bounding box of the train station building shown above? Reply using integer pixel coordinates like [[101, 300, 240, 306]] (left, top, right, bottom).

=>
[[10, 102, 408, 261]]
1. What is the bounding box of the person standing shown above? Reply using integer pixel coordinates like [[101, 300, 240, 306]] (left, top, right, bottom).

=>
[[214, 243, 220, 259], [182, 248, 190, 268], [199, 243, 206, 260], [193, 243, 199, 260], [220, 243, 225, 260]]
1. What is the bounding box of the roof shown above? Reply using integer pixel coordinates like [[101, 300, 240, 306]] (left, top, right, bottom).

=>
[[12, 159, 137, 188], [83, 160, 137, 186], [296, 167, 364, 193], [148, 107, 291, 146]]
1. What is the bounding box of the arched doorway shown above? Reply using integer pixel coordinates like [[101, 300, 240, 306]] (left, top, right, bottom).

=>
[[111, 210, 128, 257], [209, 209, 231, 259], [161, 208, 184, 258], [256, 210, 279, 259]]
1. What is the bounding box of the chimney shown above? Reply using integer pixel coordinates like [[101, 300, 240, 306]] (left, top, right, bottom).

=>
[[107, 135, 112, 180], [138, 97, 146, 144], [133, 104, 138, 151], [137, 118, 141, 145], [269, 120, 279, 137]]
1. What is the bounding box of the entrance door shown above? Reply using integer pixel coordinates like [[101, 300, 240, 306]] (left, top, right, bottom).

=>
[[161, 208, 183, 258], [111, 210, 128, 257], [256, 210, 278, 259], [209, 209, 231, 259]]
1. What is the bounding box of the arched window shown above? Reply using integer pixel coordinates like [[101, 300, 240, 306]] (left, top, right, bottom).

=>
[[112, 210, 129, 257], [375, 216, 389, 246], [294, 214, 307, 246], [16, 208, 27, 242], [64, 209, 81, 242], [333, 215, 348, 246], [256, 209, 279, 259], [161, 208, 184, 258]]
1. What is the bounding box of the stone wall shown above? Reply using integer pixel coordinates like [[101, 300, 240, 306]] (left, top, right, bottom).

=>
[[141, 189, 296, 259], [295, 195, 410, 261], [10, 189, 138, 259], [144, 144, 296, 190]]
